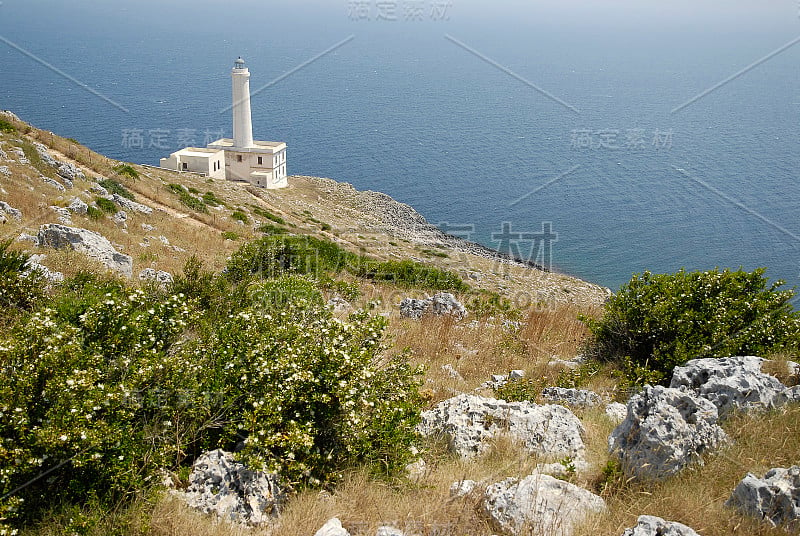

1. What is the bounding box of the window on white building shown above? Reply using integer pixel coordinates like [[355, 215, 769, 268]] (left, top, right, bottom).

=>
[[258, 156, 263, 165]]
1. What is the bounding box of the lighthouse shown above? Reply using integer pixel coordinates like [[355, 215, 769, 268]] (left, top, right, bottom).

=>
[[231, 57, 254, 149], [161, 57, 288, 189]]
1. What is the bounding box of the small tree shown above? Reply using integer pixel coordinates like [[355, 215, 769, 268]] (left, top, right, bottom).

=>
[[583, 268, 800, 384]]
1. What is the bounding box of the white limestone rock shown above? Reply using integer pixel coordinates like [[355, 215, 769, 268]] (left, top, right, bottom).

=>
[[621, 515, 700, 536], [605, 402, 628, 424], [112, 193, 152, 214], [441, 363, 464, 381], [42, 176, 65, 191], [449, 479, 478, 498], [57, 161, 84, 182], [541, 387, 603, 408], [33, 142, 59, 168], [68, 197, 88, 215], [90, 183, 110, 197], [174, 450, 282, 526], [725, 466, 800, 531], [314, 517, 351, 536], [670, 356, 789, 419], [399, 292, 466, 320], [138, 268, 173, 285], [24, 256, 64, 284], [483, 472, 606, 536], [0, 201, 22, 221], [418, 394, 586, 461], [37, 223, 133, 277], [609, 385, 727, 481], [50, 206, 73, 225], [11, 147, 28, 164], [113, 210, 127, 225], [0, 166, 10, 176]]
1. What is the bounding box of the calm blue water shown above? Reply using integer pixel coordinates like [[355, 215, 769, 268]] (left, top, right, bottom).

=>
[[1, 0, 799, 294]]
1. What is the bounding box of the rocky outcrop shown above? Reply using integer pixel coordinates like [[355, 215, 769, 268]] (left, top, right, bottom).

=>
[[608, 385, 727, 481], [670, 356, 789, 419], [726, 466, 800, 531], [41, 176, 65, 191], [314, 518, 350, 536], [621, 515, 700, 536], [483, 472, 606, 536], [112, 193, 153, 214], [57, 161, 83, 182], [399, 292, 466, 320], [50, 206, 73, 225], [418, 394, 585, 461], [174, 450, 282, 526], [37, 224, 133, 277], [25, 254, 64, 284], [0, 200, 22, 222], [542, 387, 603, 408], [605, 402, 628, 424], [68, 197, 88, 215], [138, 268, 173, 285]]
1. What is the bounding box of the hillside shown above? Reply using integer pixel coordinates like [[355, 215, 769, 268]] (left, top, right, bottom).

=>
[[1, 110, 799, 536]]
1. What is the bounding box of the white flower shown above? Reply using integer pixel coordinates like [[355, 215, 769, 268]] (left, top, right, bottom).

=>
[[59, 435, 68, 441]]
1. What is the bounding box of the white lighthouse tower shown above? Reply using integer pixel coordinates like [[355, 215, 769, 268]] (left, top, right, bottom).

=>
[[231, 57, 254, 149], [162, 57, 288, 189]]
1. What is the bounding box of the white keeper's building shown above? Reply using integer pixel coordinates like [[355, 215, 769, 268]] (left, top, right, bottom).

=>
[[160, 57, 288, 189]]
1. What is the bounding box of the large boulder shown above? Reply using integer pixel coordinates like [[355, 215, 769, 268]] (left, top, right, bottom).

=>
[[174, 450, 282, 526], [399, 292, 466, 320], [609, 385, 727, 481], [418, 394, 585, 461], [37, 224, 132, 277], [725, 466, 800, 531], [670, 356, 789, 419], [483, 472, 606, 536], [621, 515, 700, 536]]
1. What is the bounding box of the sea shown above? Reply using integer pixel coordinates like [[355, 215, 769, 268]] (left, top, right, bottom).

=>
[[1, 0, 799, 295]]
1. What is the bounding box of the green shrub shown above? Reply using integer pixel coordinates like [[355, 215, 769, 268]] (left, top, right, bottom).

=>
[[0, 118, 16, 133], [94, 197, 117, 214], [354, 259, 468, 292], [251, 206, 286, 225], [225, 235, 359, 282], [221, 231, 239, 241], [86, 205, 104, 220], [112, 163, 139, 180], [187, 186, 200, 194], [494, 378, 543, 402], [0, 240, 45, 316], [98, 178, 134, 200], [167, 183, 209, 214], [231, 210, 249, 223], [247, 275, 324, 311], [0, 290, 194, 526], [202, 191, 225, 207], [583, 268, 800, 385], [189, 305, 424, 487], [320, 223, 332, 232], [258, 223, 288, 235]]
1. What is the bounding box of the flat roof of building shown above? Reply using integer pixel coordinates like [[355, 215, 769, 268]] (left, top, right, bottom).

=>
[[173, 147, 225, 157], [207, 138, 286, 153]]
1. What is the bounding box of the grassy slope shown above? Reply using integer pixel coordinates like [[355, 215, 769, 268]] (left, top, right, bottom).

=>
[[2, 112, 798, 536]]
